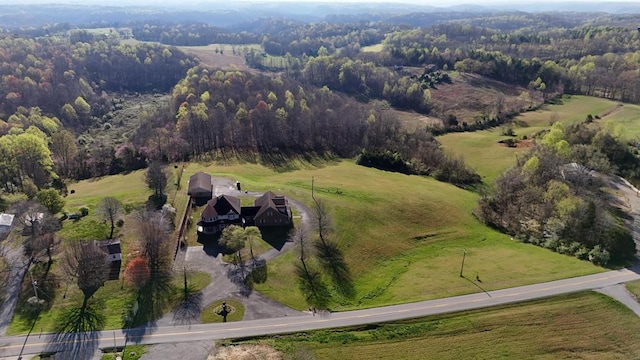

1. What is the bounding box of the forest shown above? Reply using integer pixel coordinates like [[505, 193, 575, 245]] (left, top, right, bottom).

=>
[[1, 8, 640, 262]]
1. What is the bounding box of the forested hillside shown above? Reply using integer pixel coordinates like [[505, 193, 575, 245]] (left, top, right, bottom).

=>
[[0, 7, 639, 263]]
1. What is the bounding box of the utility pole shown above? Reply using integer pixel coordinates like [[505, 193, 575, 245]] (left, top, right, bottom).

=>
[[28, 268, 38, 299], [459, 249, 467, 277]]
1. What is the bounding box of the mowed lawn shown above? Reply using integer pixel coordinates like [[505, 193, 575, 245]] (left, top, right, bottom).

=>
[[181, 160, 601, 310], [439, 95, 622, 183], [253, 292, 640, 360]]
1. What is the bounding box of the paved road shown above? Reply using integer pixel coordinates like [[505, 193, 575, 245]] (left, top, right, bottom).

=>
[[0, 243, 29, 337], [1, 267, 639, 359]]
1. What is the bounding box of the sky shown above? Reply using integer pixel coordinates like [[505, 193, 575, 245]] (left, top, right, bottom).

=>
[[2, 0, 640, 4]]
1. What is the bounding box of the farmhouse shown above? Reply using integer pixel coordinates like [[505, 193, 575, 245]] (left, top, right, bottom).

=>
[[197, 191, 293, 235], [188, 171, 213, 205], [197, 195, 242, 234]]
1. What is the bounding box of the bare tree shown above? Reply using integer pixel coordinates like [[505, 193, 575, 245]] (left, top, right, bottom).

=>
[[96, 197, 123, 239], [311, 198, 332, 246], [62, 240, 109, 310], [145, 162, 169, 198], [17, 202, 60, 239], [132, 210, 175, 320], [134, 210, 172, 275]]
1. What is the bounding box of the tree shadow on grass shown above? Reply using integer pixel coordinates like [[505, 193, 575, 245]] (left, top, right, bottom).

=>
[[259, 227, 292, 251], [314, 240, 356, 300], [172, 288, 203, 326], [122, 271, 174, 344], [246, 257, 267, 285], [45, 300, 105, 360]]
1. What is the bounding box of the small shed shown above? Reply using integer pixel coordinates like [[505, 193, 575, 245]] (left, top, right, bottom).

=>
[[0, 213, 15, 233], [98, 239, 122, 281], [188, 171, 213, 205]]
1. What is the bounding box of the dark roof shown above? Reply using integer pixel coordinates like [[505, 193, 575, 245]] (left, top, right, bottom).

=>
[[202, 195, 241, 218], [254, 191, 289, 218], [98, 239, 121, 255], [188, 171, 212, 196], [240, 206, 261, 217], [255, 191, 288, 209]]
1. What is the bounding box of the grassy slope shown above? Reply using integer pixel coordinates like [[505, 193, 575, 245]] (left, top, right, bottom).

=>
[[438, 95, 620, 183], [180, 160, 600, 310], [253, 292, 640, 360], [600, 102, 640, 141], [626, 280, 640, 299]]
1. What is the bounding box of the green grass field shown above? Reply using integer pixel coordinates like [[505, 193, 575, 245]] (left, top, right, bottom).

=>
[[241, 292, 640, 360], [626, 280, 640, 299], [177, 160, 601, 311], [8, 268, 211, 335], [599, 102, 640, 141], [38, 154, 603, 318], [438, 95, 622, 183], [361, 43, 384, 52]]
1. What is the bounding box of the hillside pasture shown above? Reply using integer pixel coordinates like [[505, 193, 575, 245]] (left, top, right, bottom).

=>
[[49, 159, 602, 315], [599, 102, 640, 141], [241, 292, 640, 360], [177, 44, 261, 70], [438, 95, 622, 183], [181, 160, 601, 311], [429, 72, 528, 123]]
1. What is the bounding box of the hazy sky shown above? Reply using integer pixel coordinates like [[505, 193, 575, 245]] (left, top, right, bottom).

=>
[[2, 0, 640, 4]]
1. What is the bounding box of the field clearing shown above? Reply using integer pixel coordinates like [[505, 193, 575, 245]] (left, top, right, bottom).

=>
[[179, 160, 601, 310], [599, 102, 640, 141], [361, 43, 384, 52], [249, 292, 640, 360], [121, 39, 260, 70], [439, 95, 622, 183], [177, 44, 260, 70], [430, 72, 527, 123], [386, 108, 443, 132]]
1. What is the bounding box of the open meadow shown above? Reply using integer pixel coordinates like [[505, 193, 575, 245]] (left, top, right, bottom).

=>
[[177, 159, 601, 310], [241, 291, 640, 360], [438, 95, 624, 183]]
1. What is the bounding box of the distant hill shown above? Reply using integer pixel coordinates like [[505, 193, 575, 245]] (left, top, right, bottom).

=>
[[1, 2, 640, 29]]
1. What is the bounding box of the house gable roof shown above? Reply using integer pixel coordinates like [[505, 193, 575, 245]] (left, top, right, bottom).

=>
[[97, 239, 121, 255], [188, 171, 212, 196], [202, 195, 241, 218], [254, 192, 289, 218]]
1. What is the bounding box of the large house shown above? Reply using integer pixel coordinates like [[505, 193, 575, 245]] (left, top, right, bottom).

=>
[[197, 191, 293, 235]]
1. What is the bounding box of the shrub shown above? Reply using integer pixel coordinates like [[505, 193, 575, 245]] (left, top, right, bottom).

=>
[[588, 245, 610, 266]]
